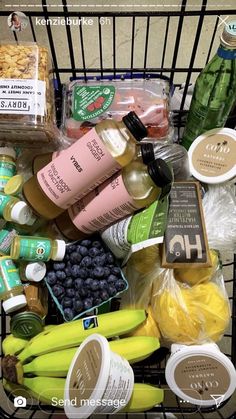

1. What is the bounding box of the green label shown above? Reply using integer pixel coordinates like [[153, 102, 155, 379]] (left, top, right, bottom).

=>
[[18, 238, 52, 261], [0, 193, 11, 216], [0, 258, 21, 294], [0, 161, 16, 191], [73, 85, 115, 121], [128, 198, 168, 246], [0, 229, 17, 255]]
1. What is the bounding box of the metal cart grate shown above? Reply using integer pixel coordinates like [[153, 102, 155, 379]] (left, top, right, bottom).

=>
[[0, 1, 236, 418]]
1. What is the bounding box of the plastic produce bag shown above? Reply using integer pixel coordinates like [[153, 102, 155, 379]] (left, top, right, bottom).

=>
[[202, 183, 236, 252], [151, 266, 230, 345]]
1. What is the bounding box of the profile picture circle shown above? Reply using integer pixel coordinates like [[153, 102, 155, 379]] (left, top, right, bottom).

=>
[[8, 11, 28, 32]]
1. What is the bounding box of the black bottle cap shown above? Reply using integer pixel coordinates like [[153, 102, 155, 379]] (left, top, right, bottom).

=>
[[122, 111, 147, 141], [148, 158, 173, 188], [141, 143, 155, 164]]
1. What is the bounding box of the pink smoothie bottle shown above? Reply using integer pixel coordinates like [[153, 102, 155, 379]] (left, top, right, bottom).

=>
[[55, 158, 173, 240], [23, 112, 147, 220]]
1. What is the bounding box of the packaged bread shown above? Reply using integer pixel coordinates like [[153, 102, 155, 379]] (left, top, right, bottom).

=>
[[0, 43, 59, 148]]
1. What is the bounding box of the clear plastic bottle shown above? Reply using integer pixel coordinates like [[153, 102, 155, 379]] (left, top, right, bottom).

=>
[[10, 236, 66, 262], [0, 193, 35, 225], [19, 261, 47, 282], [22, 112, 147, 220], [55, 158, 173, 240], [0, 256, 27, 314], [140, 142, 190, 180], [181, 22, 236, 150], [0, 147, 17, 192]]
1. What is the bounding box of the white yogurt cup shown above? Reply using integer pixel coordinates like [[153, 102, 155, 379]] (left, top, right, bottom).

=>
[[64, 333, 134, 418], [165, 343, 236, 407]]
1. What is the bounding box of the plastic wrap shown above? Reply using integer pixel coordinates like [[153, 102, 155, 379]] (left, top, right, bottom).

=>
[[202, 183, 236, 252], [151, 265, 230, 345]]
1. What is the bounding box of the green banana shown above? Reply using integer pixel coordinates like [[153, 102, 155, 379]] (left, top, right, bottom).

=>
[[19, 377, 164, 411], [18, 310, 146, 363], [22, 336, 160, 377]]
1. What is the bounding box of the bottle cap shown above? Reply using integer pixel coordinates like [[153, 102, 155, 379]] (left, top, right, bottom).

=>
[[10, 201, 34, 225], [0, 147, 16, 159], [122, 111, 147, 141], [147, 158, 173, 188], [4, 174, 24, 196], [221, 20, 236, 48], [2, 295, 27, 314], [141, 143, 155, 164], [53, 239, 66, 261], [24, 262, 47, 282], [10, 312, 44, 339]]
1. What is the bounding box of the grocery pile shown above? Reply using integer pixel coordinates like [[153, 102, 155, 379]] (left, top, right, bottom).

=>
[[0, 19, 236, 418]]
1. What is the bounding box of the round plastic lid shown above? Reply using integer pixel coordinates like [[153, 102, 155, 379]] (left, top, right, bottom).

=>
[[64, 334, 111, 419], [2, 295, 27, 314], [10, 201, 33, 225], [10, 312, 44, 339], [4, 174, 24, 196], [165, 343, 236, 407], [53, 239, 66, 261], [25, 262, 47, 282], [0, 147, 16, 159], [188, 128, 236, 184]]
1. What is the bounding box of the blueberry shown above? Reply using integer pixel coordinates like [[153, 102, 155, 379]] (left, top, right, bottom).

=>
[[92, 241, 102, 249], [94, 297, 102, 306], [55, 271, 66, 281], [47, 271, 57, 280], [64, 277, 73, 288], [66, 288, 75, 298], [107, 285, 117, 297], [57, 294, 64, 303], [70, 252, 82, 264], [74, 278, 83, 290], [74, 299, 84, 313], [115, 280, 127, 291], [80, 287, 91, 298], [110, 267, 120, 276], [64, 254, 70, 262], [53, 262, 65, 271], [100, 290, 109, 301], [103, 267, 111, 277], [99, 280, 107, 289], [52, 284, 65, 297], [80, 256, 92, 268], [64, 308, 75, 321], [79, 246, 89, 257], [66, 244, 77, 254], [75, 290, 81, 298], [89, 247, 101, 258], [77, 268, 88, 279], [45, 274, 57, 286], [84, 278, 93, 288], [92, 290, 100, 298], [106, 252, 114, 264], [62, 297, 73, 308], [90, 279, 99, 291], [83, 298, 93, 310], [107, 274, 118, 283], [71, 265, 81, 278], [65, 266, 72, 276], [80, 239, 92, 247], [92, 255, 106, 267], [93, 267, 105, 278]]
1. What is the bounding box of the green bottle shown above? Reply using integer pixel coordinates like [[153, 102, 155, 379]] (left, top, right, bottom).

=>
[[182, 21, 236, 150]]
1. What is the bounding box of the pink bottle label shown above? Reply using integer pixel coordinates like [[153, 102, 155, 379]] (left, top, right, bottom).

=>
[[37, 128, 121, 209], [68, 173, 140, 234]]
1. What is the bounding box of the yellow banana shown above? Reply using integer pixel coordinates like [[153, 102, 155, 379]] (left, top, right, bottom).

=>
[[18, 310, 146, 363], [23, 336, 160, 377], [20, 377, 164, 412], [3, 379, 32, 399]]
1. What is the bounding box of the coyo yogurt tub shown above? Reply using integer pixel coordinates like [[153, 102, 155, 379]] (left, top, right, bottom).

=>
[[64, 333, 134, 418], [165, 343, 236, 407]]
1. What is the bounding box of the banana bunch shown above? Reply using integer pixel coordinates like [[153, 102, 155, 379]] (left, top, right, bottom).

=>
[[2, 309, 164, 411]]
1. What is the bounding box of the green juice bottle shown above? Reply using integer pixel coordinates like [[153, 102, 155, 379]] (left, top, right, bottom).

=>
[[182, 21, 236, 150]]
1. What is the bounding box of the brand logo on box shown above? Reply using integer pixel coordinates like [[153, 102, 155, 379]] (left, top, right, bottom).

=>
[[82, 316, 98, 330]]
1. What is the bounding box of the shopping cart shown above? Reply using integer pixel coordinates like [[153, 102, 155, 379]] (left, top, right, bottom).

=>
[[0, 1, 236, 418]]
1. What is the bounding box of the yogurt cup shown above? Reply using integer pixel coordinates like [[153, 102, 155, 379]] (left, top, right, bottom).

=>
[[188, 128, 236, 184], [165, 343, 236, 407], [64, 333, 134, 418]]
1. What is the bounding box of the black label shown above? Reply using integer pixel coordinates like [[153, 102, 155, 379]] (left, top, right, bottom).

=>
[[163, 182, 209, 266]]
